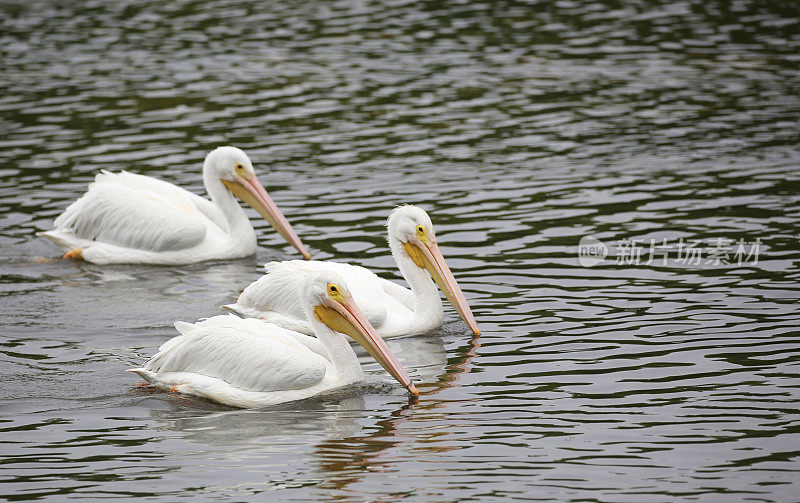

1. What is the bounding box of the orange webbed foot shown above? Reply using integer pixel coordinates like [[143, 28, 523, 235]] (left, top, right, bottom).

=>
[[63, 248, 84, 260]]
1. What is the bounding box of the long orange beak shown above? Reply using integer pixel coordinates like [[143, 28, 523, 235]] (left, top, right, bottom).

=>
[[223, 176, 310, 259], [316, 295, 418, 396], [404, 239, 480, 335]]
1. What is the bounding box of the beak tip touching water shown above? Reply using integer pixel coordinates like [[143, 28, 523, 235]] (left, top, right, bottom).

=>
[[330, 298, 419, 398], [412, 240, 481, 338], [466, 316, 480, 335], [226, 176, 310, 260]]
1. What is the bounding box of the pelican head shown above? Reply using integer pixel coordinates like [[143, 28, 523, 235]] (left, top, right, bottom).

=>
[[205, 146, 310, 259], [303, 271, 418, 396], [388, 205, 480, 335]]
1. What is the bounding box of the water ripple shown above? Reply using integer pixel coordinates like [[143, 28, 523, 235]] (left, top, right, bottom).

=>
[[1, 0, 799, 501]]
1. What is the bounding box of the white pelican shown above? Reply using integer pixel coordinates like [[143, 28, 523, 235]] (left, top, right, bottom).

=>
[[129, 271, 418, 408], [223, 205, 480, 338], [39, 146, 310, 265]]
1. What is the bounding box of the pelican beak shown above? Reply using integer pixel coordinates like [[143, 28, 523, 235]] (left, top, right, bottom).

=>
[[314, 297, 418, 397], [403, 239, 480, 335], [222, 176, 311, 260]]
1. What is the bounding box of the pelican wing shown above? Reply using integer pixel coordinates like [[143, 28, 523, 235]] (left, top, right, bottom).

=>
[[101, 171, 227, 230], [53, 171, 218, 252], [172, 315, 327, 357], [235, 260, 410, 328], [380, 278, 415, 310], [145, 322, 327, 393]]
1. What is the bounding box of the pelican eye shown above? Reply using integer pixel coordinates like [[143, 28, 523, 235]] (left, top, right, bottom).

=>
[[416, 225, 426, 238], [235, 164, 245, 172], [327, 283, 343, 300]]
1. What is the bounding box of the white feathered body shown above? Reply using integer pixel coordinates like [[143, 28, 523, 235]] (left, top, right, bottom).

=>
[[226, 260, 443, 339], [40, 171, 256, 265], [130, 315, 359, 408]]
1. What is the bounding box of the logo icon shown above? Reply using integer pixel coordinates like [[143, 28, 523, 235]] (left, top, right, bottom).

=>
[[578, 236, 607, 267]]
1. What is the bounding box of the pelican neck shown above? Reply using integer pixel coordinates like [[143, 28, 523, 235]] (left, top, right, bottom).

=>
[[309, 316, 364, 385], [389, 236, 444, 321], [202, 168, 253, 237]]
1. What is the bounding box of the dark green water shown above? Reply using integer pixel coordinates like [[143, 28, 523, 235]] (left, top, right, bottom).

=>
[[1, 0, 799, 500]]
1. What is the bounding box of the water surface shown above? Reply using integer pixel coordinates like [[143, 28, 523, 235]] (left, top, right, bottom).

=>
[[1, 0, 799, 500]]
